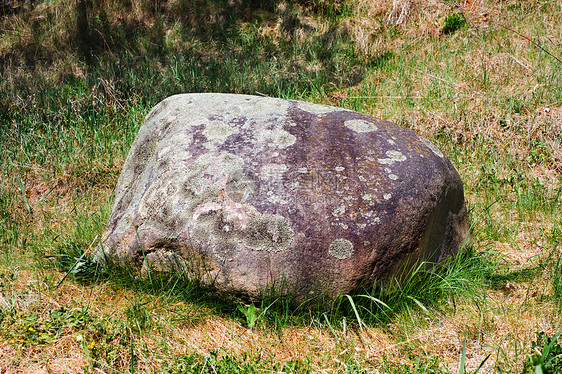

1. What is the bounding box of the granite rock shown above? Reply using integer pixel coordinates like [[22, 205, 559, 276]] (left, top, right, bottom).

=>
[[95, 93, 470, 301]]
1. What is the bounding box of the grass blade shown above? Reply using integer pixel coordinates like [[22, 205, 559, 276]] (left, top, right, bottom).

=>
[[345, 295, 365, 333], [474, 353, 491, 373], [406, 295, 436, 320], [541, 326, 562, 365], [459, 336, 467, 374], [16, 175, 32, 213], [358, 294, 391, 310]]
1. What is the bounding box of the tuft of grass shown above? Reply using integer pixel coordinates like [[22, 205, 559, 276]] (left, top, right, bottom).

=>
[[333, 244, 490, 326], [441, 12, 467, 35]]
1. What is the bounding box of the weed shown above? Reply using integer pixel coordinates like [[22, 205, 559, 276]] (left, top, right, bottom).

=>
[[0, 307, 93, 347], [237, 303, 259, 329], [50, 243, 103, 285]]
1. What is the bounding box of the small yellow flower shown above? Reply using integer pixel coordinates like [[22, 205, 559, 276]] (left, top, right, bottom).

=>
[[89, 341, 95, 349], [28, 327, 34, 332], [20, 339, 24, 343]]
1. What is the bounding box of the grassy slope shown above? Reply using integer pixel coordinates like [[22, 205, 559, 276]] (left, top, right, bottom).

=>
[[1, 0, 561, 372]]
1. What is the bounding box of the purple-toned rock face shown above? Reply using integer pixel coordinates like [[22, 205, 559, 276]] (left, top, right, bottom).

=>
[[95, 93, 469, 300]]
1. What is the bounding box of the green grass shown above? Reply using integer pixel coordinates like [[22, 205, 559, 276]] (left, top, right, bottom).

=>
[[524, 329, 562, 373], [1, 0, 562, 372], [441, 13, 467, 35], [163, 350, 312, 374], [553, 252, 562, 303], [335, 246, 489, 325]]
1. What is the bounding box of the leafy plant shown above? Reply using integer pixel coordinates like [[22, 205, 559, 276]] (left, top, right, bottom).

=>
[[49, 243, 103, 286], [524, 330, 562, 373], [237, 303, 259, 329]]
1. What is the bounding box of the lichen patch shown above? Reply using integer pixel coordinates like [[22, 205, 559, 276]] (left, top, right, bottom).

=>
[[332, 205, 346, 216], [203, 120, 237, 142], [184, 153, 247, 195], [329, 239, 354, 260], [260, 163, 289, 180], [419, 136, 444, 158], [378, 150, 407, 165], [266, 191, 289, 205], [247, 215, 294, 252], [258, 128, 297, 149], [344, 119, 378, 133]]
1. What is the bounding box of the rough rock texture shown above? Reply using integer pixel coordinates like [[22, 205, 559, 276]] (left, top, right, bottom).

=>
[[95, 93, 469, 300]]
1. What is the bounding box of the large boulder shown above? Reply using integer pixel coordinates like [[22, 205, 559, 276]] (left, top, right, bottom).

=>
[[95, 93, 469, 300]]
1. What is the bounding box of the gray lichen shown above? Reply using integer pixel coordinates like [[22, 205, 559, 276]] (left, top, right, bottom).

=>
[[344, 119, 378, 133], [203, 120, 236, 142], [247, 215, 294, 252], [329, 238, 354, 259], [378, 150, 407, 165], [419, 136, 444, 158]]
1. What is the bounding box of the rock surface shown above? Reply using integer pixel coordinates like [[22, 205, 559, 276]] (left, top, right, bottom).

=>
[[95, 93, 469, 300]]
